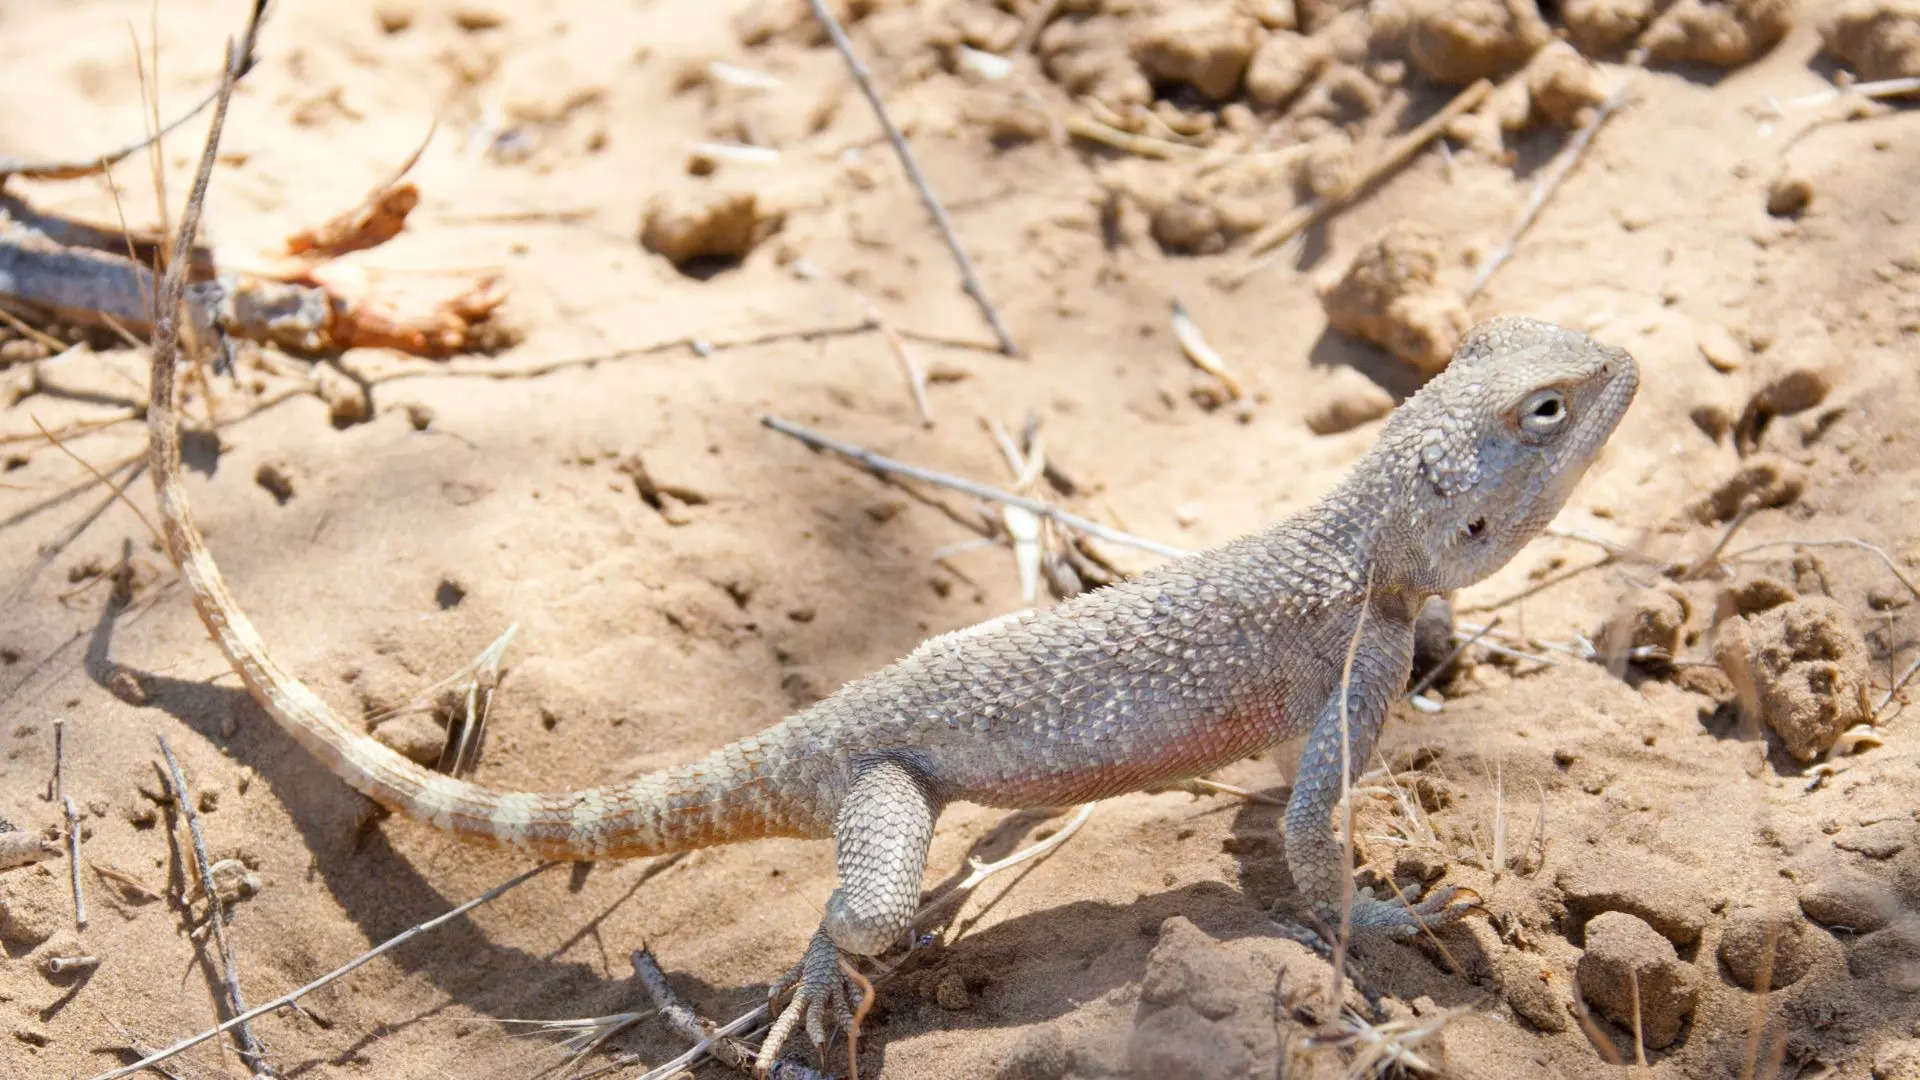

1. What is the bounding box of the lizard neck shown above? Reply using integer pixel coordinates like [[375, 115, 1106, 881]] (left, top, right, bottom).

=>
[[1238, 463, 1416, 615]]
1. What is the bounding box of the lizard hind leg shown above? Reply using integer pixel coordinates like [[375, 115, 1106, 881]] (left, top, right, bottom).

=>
[[758, 755, 940, 1074]]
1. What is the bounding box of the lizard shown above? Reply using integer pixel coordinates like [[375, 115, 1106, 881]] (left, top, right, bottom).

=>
[[141, 29, 1639, 1076]]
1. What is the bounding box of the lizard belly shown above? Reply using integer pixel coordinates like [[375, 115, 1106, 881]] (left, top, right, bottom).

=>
[[941, 689, 1299, 808]]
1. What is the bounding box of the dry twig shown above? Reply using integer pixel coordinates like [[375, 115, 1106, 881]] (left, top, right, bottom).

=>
[[90, 862, 559, 1080], [762, 415, 1189, 559], [802, 0, 1017, 355], [157, 736, 269, 1076], [1224, 79, 1492, 286], [1466, 79, 1633, 299], [52, 719, 86, 927]]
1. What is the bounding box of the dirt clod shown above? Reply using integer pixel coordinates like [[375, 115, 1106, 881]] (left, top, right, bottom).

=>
[[1599, 587, 1686, 663], [640, 187, 783, 267], [1644, 0, 1795, 67], [1319, 221, 1470, 378], [1767, 172, 1814, 217], [1131, 7, 1261, 101], [1527, 42, 1611, 127], [1717, 901, 1819, 989], [1822, 0, 1920, 79], [1691, 453, 1805, 523], [1563, 0, 1657, 55], [1406, 0, 1550, 84], [1576, 910, 1700, 1050], [1245, 31, 1328, 109], [1713, 597, 1873, 763]]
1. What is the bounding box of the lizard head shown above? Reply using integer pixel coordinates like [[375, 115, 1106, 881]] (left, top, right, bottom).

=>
[[1382, 315, 1638, 593]]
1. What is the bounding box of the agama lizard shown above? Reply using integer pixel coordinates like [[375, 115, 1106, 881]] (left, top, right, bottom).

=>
[[142, 34, 1639, 1075]]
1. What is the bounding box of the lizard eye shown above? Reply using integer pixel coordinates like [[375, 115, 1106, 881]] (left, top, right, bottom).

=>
[[1517, 388, 1569, 440]]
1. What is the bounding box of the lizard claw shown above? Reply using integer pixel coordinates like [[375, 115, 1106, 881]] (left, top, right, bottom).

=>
[[1273, 883, 1483, 953], [1346, 883, 1482, 937], [759, 930, 866, 1077]]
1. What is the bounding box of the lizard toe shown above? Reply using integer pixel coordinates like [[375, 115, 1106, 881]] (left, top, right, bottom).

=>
[[758, 929, 866, 1076]]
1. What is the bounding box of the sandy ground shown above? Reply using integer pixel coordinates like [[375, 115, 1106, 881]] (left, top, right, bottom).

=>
[[3, 0, 1919, 1077]]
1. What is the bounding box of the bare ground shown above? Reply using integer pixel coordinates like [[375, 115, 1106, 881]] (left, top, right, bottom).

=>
[[2, 0, 1919, 1077]]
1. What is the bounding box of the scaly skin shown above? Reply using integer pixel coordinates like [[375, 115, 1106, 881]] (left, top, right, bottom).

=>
[[143, 60, 1639, 1074]]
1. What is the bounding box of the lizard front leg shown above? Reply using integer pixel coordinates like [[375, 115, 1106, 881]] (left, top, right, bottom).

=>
[[759, 755, 941, 1074], [1281, 606, 1476, 940]]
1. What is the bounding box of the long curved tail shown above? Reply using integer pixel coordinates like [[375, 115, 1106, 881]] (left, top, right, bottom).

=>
[[145, 55, 813, 862]]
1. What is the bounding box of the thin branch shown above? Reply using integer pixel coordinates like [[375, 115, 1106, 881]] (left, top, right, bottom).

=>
[[762, 415, 1190, 560], [1465, 78, 1632, 299], [30, 415, 165, 549], [1224, 78, 1493, 286], [54, 719, 86, 929], [802, 0, 1018, 356], [1877, 652, 1920, 721], [157, 736, 270, 1076], [89, 862, 559, 1080]]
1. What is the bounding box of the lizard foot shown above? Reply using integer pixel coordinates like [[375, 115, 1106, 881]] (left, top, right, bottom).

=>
[[758, 929, 871, 1078], [1273, 884, 1484, 954]]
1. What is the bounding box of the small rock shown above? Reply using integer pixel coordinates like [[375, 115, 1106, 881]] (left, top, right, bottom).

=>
[[1690, 403, 1733, 442], [1407, 0, 1550, 84], [1767, 172, 1814, 217], [373, 2, 415, 33], [1499, 953, 1571, 1032], [1599, 587, 1687, 664], [1644, 0, 1795, 67], [108, 669, 149, 706], [313, 363, 372, 427], [371, 713, 446, 766], [1696, 323, 1745, 372], [1039, 18, 1152, 109], [640, 188, 784, 268], [1734, 368, 1832, 451], [1527, 42, 1610, 127], [1319, 221, 1470, 379], [451, 4, 506, 31], [1245, 31, 1328, 109], [1691, 453, 1805, 523], [1306, 366, 1394, 435], [1151, 198, 1230, 256], [1131, 7, 1262, 101], [207, 858, 261, 903], [1713, 597, 1873, 762], [1727, 575, 1796, 615], [934, 971, 973, 1010], [403, 402, 434, 431], [1577, 911, 1700, 1050], [1822, 0, 1920, 80], [1563, 0, 1658, 55], [1717, 902, 1818, 989], [255, 461, 296, 504]]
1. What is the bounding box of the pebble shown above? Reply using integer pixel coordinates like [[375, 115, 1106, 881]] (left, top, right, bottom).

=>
[[1576, 911, 1699, 1050]]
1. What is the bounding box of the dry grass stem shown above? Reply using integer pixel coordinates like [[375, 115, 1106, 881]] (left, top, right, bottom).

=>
[[1466, 79, 1633, 299], [1168, 300, 1244, 399], [762, 415, 1190, 559], [1328, 572, 1372, 1005], [156, 736, 269, 1075], [803, 0, 1017, 355]]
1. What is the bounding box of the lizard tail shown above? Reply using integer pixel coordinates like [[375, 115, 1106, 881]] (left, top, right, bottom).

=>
[[148, 361, 811, 856], [140, 17, 821, 864]]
